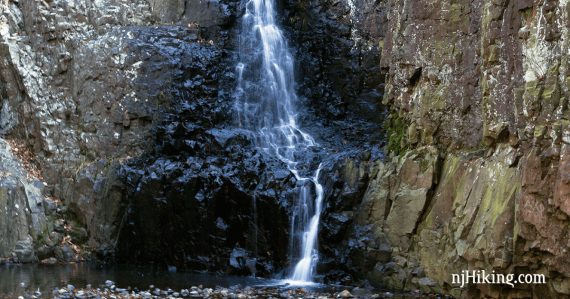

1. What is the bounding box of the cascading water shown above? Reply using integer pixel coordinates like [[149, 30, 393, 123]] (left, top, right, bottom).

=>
[[234, 0, 324, 284]]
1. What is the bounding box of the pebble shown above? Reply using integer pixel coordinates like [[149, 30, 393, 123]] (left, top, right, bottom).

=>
[[337, 290, 352, 298], [36, 279, 437, 299], [203, 288, 213, 296], [190, 290, 200, 296]]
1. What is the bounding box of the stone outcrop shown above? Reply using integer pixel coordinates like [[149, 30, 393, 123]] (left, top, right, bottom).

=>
[[0, 139, 47, 263], [0, 0, 158, 261], [0, 0, 241, 263], [330, 0, 570, 297]]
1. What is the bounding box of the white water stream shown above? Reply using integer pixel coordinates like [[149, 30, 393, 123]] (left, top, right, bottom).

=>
[[234, 0, 324, 284]]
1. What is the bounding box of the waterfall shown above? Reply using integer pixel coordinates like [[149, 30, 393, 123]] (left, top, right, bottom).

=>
[[234, 0, 324, 283]]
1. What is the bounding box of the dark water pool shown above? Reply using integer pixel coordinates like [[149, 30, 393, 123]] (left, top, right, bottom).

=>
[[0, 264, 279, 297]]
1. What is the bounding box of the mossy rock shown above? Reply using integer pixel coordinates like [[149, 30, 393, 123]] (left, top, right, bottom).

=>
[[386, 113, 409, 155]]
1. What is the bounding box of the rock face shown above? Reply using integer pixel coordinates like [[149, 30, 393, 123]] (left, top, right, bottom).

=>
[[0, 0, 245, 264], [328, 0, 570, 298], [282, 0, 387, 143], [0, 139, 46, 263], [0, 0, 568, 298], [0, 0, 381, 276]]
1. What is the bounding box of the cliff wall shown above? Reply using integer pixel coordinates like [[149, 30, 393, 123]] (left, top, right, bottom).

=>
[[342, 0, 570, 297]]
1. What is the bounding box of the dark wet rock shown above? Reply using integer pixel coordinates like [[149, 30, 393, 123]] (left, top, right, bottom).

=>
[[69, 226, 89, 244], [36, 245, 54, 261], [322, 212, 352, 242], [148, 0, 235, 30], [282, 0, 387, 145], [116, 136, 292, 275], [112, 72, 295, 272], [54, 245, 76, 263], [229, 248, 247, 269]]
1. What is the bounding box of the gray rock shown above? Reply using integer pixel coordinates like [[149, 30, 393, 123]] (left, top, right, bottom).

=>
[[418, 277, 437, 287], [40, 257, 58, 265], [337, 290, 352, 298], [13, 238, 37, 263], [0, 140, 49, 259]]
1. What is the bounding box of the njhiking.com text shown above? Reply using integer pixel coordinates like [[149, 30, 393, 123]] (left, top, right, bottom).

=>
[[452, 270, 546, 288]]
